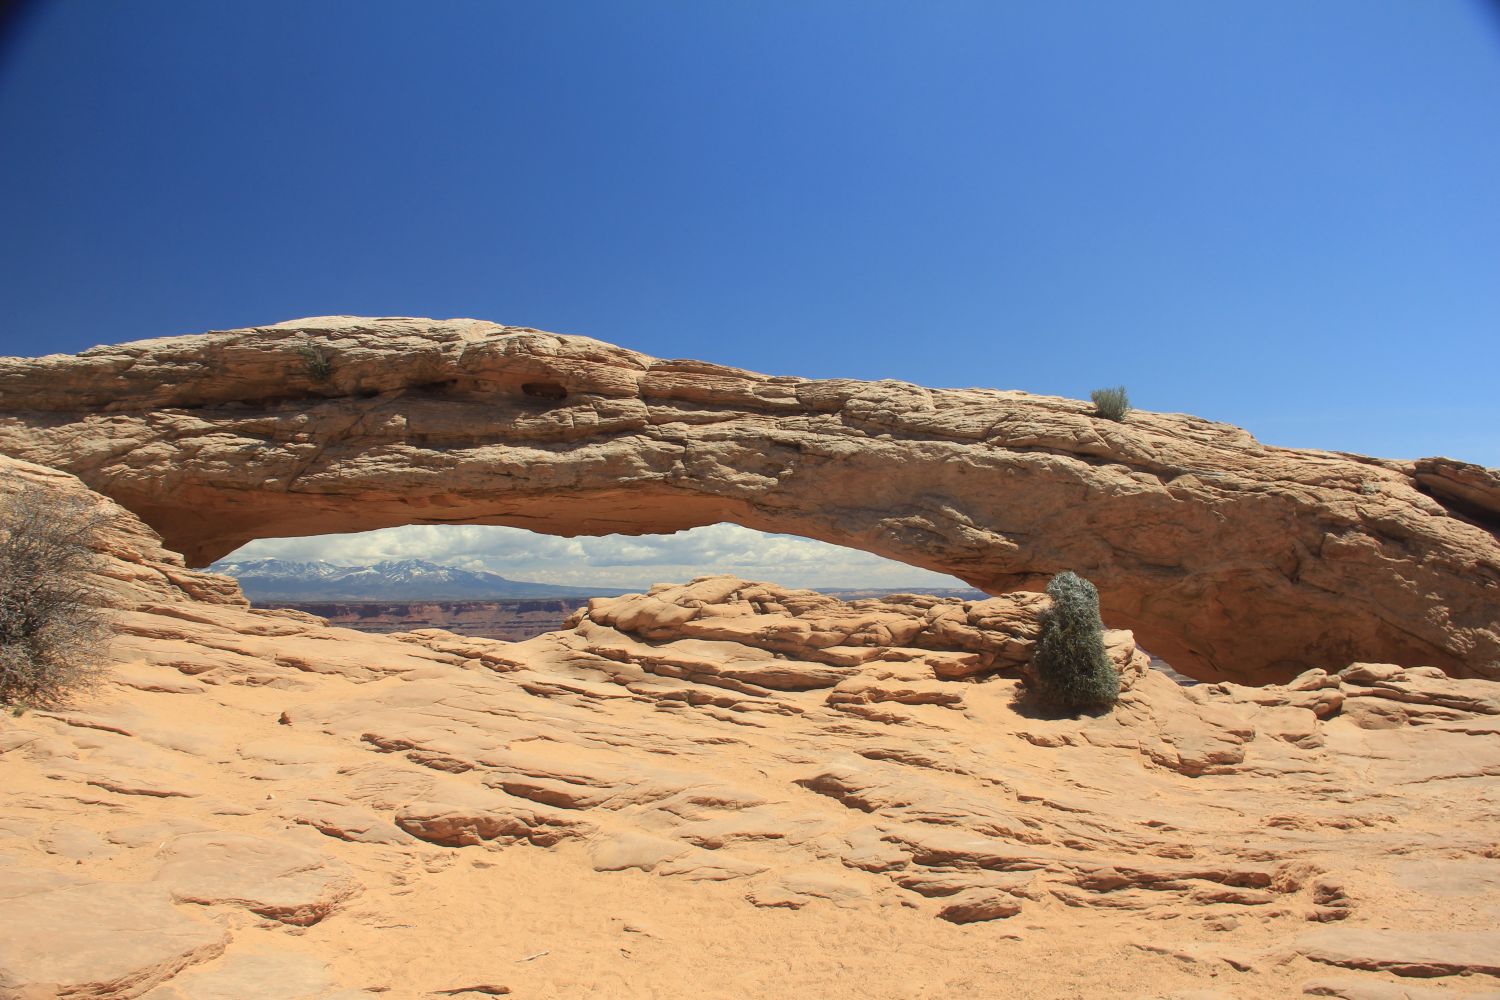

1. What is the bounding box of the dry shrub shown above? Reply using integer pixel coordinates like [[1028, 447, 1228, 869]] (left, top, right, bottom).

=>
[[297, 340, 335, 382], [1030, 571, 1120, 715], [0, 484, 112, 708], [1090, 385, 1130, 421]]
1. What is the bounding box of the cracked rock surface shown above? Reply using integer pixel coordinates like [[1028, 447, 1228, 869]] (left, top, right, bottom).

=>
[[1, 457, 1498, 999]]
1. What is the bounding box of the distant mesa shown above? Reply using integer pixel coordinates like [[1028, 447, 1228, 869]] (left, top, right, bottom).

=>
[[212, 558, 995, 642], [210, 557, 630, 603]]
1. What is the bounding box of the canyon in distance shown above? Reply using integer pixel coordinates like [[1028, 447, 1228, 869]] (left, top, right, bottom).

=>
[[224, 557, 993, 642], [0, 318, 1496, 1000]]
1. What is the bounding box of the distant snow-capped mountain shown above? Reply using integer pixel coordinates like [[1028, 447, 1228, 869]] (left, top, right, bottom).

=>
[[209, 557, 629, 602]]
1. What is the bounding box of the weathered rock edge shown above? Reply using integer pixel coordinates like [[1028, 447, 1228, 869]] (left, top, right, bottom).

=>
[[2, 316, 1497, 683]]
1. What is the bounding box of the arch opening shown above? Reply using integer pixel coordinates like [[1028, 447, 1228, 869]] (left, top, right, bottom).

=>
[[210, 522, 1198, 684], [210, 521, 986, 644], [214, 521, 974, 598]]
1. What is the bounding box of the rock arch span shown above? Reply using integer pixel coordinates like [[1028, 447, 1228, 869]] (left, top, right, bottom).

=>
[[1, 316, 1497, 684]]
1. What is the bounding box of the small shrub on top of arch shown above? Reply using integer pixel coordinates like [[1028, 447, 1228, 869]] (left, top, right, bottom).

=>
[[1090, 386, 1130, 421]]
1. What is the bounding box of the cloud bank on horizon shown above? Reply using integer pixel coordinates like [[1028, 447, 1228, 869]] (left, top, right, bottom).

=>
[[225, 523, 968, 592]]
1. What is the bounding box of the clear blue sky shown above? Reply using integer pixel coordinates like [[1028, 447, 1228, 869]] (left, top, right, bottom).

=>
[[2, 1, 1498, 466]]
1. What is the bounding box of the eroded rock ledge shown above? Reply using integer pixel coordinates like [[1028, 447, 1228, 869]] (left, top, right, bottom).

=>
[[2, 316, 1497, 682], [3, 457, 1499, 998]]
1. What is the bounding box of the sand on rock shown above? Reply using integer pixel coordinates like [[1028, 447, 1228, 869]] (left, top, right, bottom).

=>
[[1, 454, 1499, 998]]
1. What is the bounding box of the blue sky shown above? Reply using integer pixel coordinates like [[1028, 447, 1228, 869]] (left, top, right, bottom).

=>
[[2, 2, 1497, 587]]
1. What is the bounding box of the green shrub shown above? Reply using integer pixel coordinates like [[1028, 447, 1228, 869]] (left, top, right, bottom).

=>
[[0, 484, 112, 708], [1090, 385, 1130, 421], [1030, 571, 1120, 715], [297, 341, 335, 382]]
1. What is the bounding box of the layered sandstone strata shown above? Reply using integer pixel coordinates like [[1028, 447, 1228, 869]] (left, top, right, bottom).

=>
[[1, 316, 1497, 682]]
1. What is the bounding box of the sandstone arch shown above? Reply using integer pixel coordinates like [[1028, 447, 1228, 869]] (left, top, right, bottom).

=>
[[1, 316, 1497, 683]]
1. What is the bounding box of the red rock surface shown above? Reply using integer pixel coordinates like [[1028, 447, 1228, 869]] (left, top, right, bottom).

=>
[[2, 317, 1497, 682], [2, 457, 1498, 999]]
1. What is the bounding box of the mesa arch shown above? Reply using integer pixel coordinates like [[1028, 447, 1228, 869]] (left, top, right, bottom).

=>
[[1, 315, 1497, 684]]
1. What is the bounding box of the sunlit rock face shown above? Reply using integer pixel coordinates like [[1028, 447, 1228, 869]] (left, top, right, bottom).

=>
[[3, 456, 1499, 999], [2, 315, 1498, 683]]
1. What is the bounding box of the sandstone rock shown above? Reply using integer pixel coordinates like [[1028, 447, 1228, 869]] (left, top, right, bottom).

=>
[[1389, 859, 1500, 901], [821, 827, 910, 873], [565, 577, 1077, 695], [826, 675, 967, 712], [1019, 668, 1260, 775], [104, 819, 215, 849], [139, 951, 335, 1000], [288, 800, 416, 845], [1303, 978, 1500, 999], [935, 887, 1024, 923], [154, 832, 360, 926], [394, 795, 593, 848], [0, 457, 246, 612], [745, 870, 872, 909], [2, 460, 1499, 999], [0, 854, 84, 902], [1297, 928, 1500, 978], [37, 824, 117, 861], [429, 984, 511, 997], [655, 848, 767, 881], [589, 831, 691, 872], [673, 806, 828, 851], [1337, 662, 1500, 723], [0, 883, 227, 998], [4, 318, 1497, 682], [1413, 457, 1500, 526]]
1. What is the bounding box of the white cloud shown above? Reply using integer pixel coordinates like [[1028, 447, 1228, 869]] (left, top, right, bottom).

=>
[[227, 522, 968, 591]]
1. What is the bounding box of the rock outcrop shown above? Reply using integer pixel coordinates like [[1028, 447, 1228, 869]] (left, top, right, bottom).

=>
[[3, 456, 1499, 998], [0, 317, 1497, 682]]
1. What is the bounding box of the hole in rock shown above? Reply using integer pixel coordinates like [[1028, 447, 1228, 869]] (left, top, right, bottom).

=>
[[209, 523, 1191, 681], [520, 381, 568, 401], [210, 523, 972, 642]]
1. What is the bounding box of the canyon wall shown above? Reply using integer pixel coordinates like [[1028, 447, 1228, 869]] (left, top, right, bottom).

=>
[[266, 599, 586, 642]]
